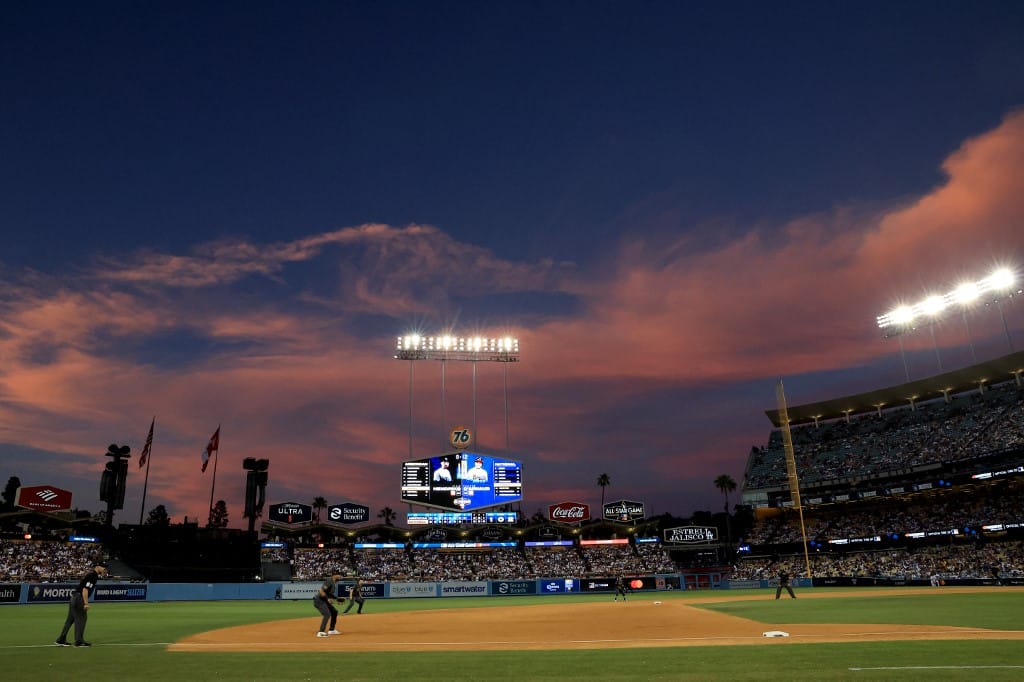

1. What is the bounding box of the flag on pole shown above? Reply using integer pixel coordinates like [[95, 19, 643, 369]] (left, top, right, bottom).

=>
[[138, 417, 155, 468], [202, 426, 220, 473]]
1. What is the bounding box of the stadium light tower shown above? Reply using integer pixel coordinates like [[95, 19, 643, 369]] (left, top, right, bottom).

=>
[[876, 266, 1021, 378], [395, 334, 520, 456]]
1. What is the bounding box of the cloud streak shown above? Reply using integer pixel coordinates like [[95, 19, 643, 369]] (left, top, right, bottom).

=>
[[2, 112, 1024, 524]]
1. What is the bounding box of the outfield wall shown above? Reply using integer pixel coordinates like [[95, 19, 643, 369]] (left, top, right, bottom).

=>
[[1, 574, 685, 604], [10, 574, 1013, 604]]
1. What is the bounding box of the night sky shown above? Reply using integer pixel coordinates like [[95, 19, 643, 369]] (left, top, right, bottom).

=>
[[2, 1, 1024, 527]]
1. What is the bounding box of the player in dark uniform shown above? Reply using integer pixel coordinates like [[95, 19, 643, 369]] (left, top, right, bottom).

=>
[[55, 560, 108, 647], [314, 574, 342, 637], [614, 574, 628, 601], [775, 569, 796, 599], [342, 578, 366, 614]]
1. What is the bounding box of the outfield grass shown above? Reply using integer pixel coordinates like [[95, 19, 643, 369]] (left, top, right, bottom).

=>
[[1, 588, 1022, 681]]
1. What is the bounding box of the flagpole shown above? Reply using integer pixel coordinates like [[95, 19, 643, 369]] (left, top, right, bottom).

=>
[[138, 450, 152, 525], [138, 417, 155, 525], [207, 425, 220, 527]]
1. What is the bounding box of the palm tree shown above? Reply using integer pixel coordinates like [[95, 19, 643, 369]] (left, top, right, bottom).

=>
[[312, 496, 327, 523], [378, 506, 396, 526], [597, 473, 611, 509], [714, 474, 737, 544]]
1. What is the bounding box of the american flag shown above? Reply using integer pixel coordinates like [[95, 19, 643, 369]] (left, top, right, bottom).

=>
[[138, 418, 155, 468], [201, 426, 220, 473]]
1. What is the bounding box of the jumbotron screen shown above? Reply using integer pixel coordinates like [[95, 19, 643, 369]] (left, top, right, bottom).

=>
[[401, 451, 522, 512]]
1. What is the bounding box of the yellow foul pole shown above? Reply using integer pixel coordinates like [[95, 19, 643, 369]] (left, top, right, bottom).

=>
[[776, 379, 812, 579]]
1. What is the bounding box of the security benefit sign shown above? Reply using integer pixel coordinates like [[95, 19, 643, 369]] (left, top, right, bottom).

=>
[[16, 485, 73, 512], [602, 499, 646, 522], [664, 525, 718, 544], [268, 502, 313, 524], [328, 503, 369, 524]]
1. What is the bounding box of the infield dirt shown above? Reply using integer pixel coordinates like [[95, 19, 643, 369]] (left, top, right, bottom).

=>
[[170, 587, 1024, 652]]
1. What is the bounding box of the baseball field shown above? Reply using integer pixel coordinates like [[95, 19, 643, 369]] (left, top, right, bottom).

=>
[[2, 586, 1023, 680]]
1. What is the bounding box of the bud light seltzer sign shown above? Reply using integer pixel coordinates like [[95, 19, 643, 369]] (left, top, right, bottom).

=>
[[664, 525, 718, 544], [603, 500, 645, 521], [548, 501, 590, 523]]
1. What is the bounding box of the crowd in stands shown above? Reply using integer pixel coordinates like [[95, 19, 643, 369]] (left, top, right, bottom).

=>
[[287, 542, 671, 580], [742, 480, 1024, 546], [5, 534, 1022, 585], [731, 540, 1024, 581], [745, 383, 1024, 490], [0, 540, 108, 582]]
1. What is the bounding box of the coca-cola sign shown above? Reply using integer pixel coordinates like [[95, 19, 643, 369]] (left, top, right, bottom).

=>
[[548, 502, 590, 523]]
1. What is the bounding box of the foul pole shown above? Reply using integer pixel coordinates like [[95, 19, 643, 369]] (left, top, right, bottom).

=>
[[776, 379, 812, 579]]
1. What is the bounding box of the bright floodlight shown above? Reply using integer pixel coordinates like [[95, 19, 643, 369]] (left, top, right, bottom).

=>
[[986, 268, 1015, 292], [920, 295, 946, 317], [953, 282, 980, 305], [395, 333, 520, 361], [876, 265, 1020, 331]]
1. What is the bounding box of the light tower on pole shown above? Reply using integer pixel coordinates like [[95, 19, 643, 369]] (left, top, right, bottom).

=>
[[394, 334, 520, 456], [876, 266, 1021, 379]]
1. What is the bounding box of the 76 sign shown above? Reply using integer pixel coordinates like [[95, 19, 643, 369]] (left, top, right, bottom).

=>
[[449, 427, 473, 448]]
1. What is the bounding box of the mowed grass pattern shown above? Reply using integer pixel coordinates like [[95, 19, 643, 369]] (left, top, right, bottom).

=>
[[1, 588, 1022, 681]]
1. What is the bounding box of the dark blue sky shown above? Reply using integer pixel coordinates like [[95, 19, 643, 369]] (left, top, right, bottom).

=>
[[2, 1, 1023, 525]]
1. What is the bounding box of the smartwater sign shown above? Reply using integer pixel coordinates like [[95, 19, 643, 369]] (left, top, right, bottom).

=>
[[440, 581, 488, 597], [327, 503, 369, 524]]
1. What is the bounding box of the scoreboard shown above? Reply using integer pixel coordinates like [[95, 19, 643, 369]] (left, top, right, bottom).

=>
[[401, 451, 523, 512]]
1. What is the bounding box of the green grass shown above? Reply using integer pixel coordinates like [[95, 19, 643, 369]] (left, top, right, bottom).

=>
[[2, 589, 1023, 681]]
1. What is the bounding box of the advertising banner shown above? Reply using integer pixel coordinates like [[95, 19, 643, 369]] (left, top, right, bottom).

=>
[[327, 503, 369, 524], [16, 485, 73, 512], [338, 581, 385, 599], [280, 581, 321, 599], [548, 501, 590, 523], [0, 583, 22, 603], [663, 526, 718, 544], [581, 577, 614, 592], [538, 578, 579, 594], [602, 499, 645, 521], [440, 581, 488, 597], [93, 584, 148, 601], [26, 583, 147, 603], [491, 580, 537, 596], [268, 502, 313, 524], [388, 582, 438, 598]]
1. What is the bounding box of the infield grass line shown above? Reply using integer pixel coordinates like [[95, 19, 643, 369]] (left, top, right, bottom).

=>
[[849, 665, 1024, 671]]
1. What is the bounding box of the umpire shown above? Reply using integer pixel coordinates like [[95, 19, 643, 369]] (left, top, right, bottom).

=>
[[775, 569, 797, 599], [55, 560, 108, 647], [314, 574, 343, 637], [343, 578, 366, 614]]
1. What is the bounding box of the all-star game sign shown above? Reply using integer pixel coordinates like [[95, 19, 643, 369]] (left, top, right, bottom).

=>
[[449, 426, 473, 449]]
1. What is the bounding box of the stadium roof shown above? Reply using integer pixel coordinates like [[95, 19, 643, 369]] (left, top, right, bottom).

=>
[[764, 350, 1024, 428]]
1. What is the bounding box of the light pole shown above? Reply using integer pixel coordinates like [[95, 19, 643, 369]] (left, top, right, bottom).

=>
[[395, 334, 519, 452]]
